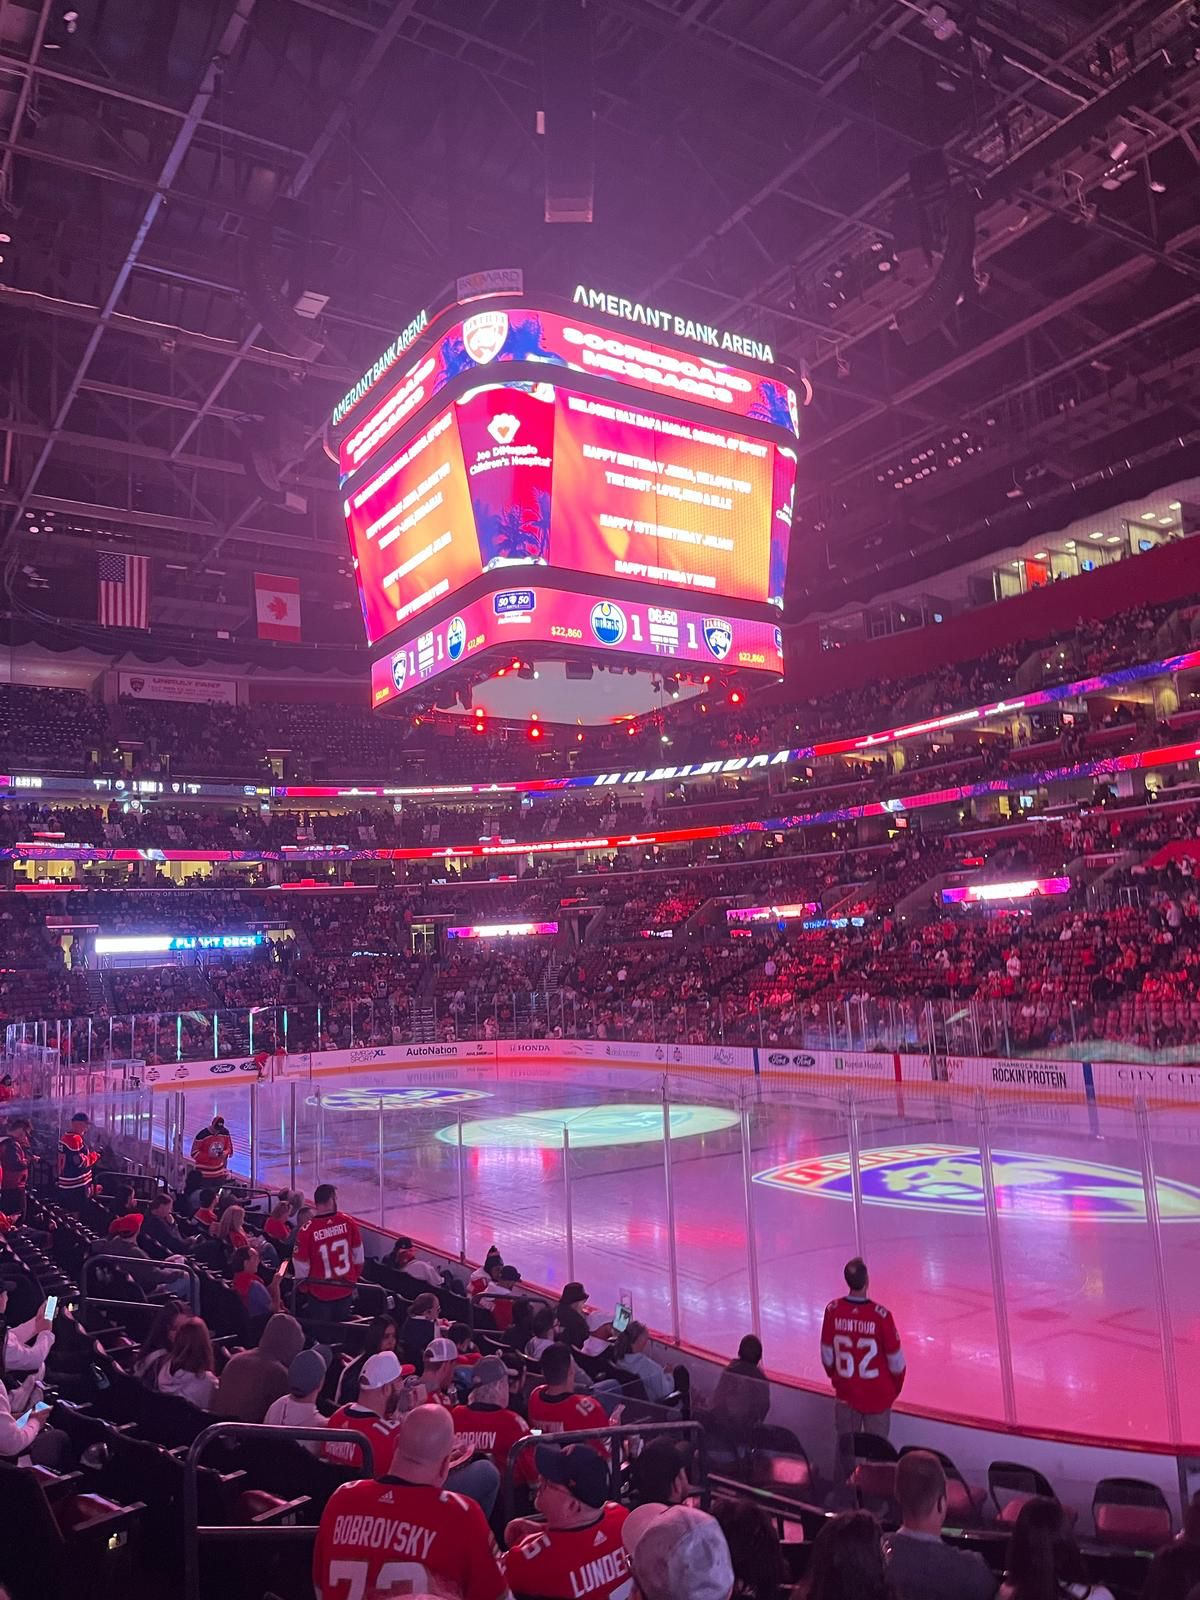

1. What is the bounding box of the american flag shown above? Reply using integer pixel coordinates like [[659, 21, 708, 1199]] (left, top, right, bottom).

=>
[[97, 551, 149, 629]]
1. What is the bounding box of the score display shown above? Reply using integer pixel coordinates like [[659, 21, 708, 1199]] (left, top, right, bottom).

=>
[[369, 587, 784, 707], [345, 380, 795, 643], [336, 289, 799, 701]]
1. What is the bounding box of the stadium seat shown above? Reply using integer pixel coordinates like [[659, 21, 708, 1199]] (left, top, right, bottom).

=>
[[749, 1444, 817, 1501], [0, 1461, 143, 1600], [848, 1432, 898, 1513], [988, 1459, 1076, 1526], [1091, 1476, 1173, 1548]]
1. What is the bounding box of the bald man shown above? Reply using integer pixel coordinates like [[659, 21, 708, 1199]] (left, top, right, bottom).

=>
[[312, 1404, 512, 1600]]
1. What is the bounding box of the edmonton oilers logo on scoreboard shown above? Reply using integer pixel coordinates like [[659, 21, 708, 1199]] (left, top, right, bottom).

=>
[[752, 1142, 1200, 1223], [590, 601, 627, 646], [391, 650, 408, 691], [702, 617, 734, 660], [446, 615, 467, 661]]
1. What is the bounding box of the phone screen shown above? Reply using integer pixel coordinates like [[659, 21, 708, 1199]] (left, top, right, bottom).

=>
[[44, 1295, 59, 1322], [16, 1402, 50, 1428], [612, 1303, 632, 1335]]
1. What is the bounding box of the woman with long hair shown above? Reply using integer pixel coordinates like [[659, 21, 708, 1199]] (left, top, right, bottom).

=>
[[998, 1498, 1113, 1600], [133, 1296, 187, 1382], [795, 1512, 893, 1600], [157, 1316, 217, 1409], [1141, 1544, 1200, 1600], [713, 1499, 787, 1600], [612, 1319, 676, 1403], [336, 1315, 400, 1406], [213, 1204, 249, 1253]]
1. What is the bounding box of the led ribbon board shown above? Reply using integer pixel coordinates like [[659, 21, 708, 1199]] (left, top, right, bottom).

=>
[[941, 877, 1071, 904], [444, 921, 559, 938], [335, 302, 797, 472], [94, 932, 265, 955], [11, 738, 1200, 866], [726, 902, 819, 923]]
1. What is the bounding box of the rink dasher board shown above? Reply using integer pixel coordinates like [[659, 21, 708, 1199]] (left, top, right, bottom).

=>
[[92, 1040, 1200, 1109]]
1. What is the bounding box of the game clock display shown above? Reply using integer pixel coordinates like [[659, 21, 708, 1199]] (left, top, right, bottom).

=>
[[370, 588, 784, 706]]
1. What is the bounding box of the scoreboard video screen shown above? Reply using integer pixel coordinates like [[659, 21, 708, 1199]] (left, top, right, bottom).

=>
[[334, 289, 799, 701]]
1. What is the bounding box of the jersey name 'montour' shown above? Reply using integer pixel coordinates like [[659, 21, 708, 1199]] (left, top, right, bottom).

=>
[[820, 1294, 906, 1414]]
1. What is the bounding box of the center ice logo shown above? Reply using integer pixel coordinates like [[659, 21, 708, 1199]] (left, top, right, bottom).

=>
[[702, 617, 733, 660], [753, 1142, 1200, 1222], [590, 601, 627, 646], [437, 1101, 739, 1150]]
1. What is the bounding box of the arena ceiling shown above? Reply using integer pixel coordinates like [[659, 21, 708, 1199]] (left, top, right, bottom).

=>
[[2, 0, 1199, 649]]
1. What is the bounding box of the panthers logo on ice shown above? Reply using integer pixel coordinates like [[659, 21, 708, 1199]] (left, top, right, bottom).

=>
[[309, 1087, 491, 1111], [753, 1142, 1200, 1223]]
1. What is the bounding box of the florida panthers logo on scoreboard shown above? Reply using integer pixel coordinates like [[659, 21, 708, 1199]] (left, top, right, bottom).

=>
[[462, 310, 509, 364], [753, 1142, 1200, 1223], [702, 617, 734, 660], [390, 650, 408, 691]]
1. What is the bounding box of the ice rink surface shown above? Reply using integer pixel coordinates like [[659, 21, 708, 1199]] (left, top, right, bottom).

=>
[[190, 1056, 1200, 1446]]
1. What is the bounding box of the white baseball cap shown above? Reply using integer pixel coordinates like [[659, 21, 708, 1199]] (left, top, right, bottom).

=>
[[623, 1504, 734, 1600], [361, 1350, 404, 1388]]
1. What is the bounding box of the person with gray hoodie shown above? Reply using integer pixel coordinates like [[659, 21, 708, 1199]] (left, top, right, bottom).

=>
[[213, 1311, 305, 1422]]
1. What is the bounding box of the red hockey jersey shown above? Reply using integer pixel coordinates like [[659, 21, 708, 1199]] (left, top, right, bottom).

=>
[[312, 1474, 512, 1600], [820, 1294, 906, 1414], [504, 1504, 631, 1599], [294, 1211, 364, 1301]]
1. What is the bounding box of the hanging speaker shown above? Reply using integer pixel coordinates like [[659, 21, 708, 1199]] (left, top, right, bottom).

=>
[[540, 0, 594, 223], [894, 193, 978, 346], [240, 216, 326, 362], [241, 406, 310, 513]]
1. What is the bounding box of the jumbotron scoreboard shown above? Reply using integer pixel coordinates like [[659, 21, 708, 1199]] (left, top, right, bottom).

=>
[[330, 275, 800, 716]]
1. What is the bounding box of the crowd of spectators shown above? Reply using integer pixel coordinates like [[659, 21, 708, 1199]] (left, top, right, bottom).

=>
[[4, 789, 1200, 1058], [0, 1100, 1194, 1600], [3, 585, 1197, 786]]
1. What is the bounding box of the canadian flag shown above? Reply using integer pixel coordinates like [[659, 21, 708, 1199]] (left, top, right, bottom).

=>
[[255, 572, 302, 641]]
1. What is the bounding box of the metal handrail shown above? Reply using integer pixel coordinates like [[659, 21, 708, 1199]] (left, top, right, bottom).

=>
[[80, 1252, 201, 1315], [182, 1422, 370, 1600], [279, 1274, 389, 1317], [503, 1417, 705, 1521]]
